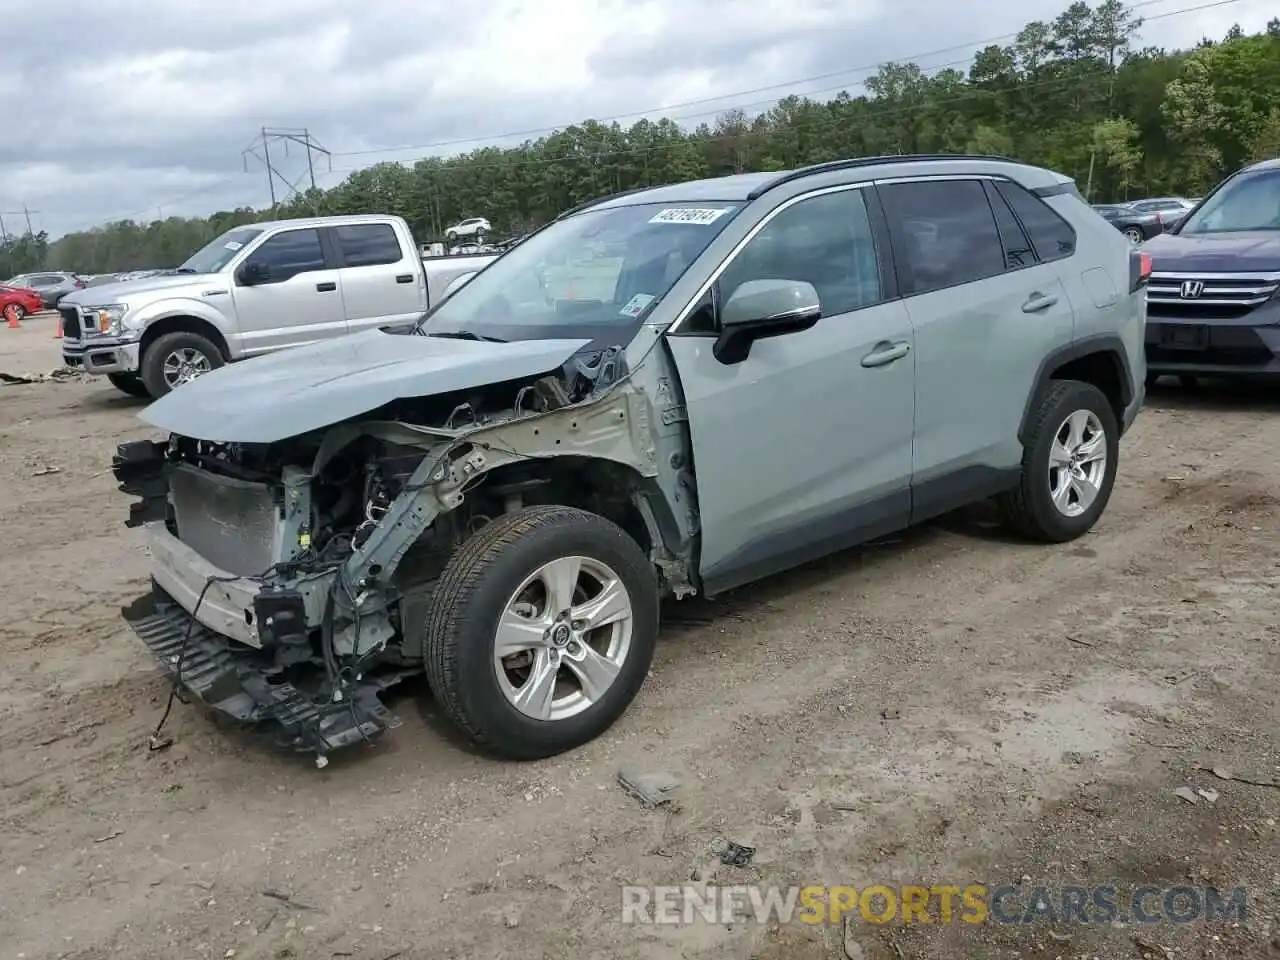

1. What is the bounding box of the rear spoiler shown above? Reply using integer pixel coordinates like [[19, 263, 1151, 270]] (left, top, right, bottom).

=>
[[1032, 179, 1081, 199]]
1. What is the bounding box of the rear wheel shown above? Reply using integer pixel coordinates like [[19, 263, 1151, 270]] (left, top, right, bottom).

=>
[[107, 373, 151, 399], [424, 505, 660, 760], [998, 380, 1119, 542], [4, 304, 25, 324], [140, 331, 224, 398]]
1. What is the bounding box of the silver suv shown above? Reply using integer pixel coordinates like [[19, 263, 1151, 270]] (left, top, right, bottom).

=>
[[112, 154, 1147, 764]]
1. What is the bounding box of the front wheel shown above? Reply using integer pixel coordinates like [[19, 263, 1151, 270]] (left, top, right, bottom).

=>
[[139, 331, 224, 398], [424, 505, 660, 760], [1123, 226, 1144, 243], [998, 380, 1119, 542], [107, 373, 152, 399], [3, 304, 25, 324]]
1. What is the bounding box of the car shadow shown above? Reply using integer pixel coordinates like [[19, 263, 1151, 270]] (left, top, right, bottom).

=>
[[1143, 375, 1280, 413]]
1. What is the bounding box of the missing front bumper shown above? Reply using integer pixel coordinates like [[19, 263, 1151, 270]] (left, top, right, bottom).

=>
[[124, 582, 407, 755]]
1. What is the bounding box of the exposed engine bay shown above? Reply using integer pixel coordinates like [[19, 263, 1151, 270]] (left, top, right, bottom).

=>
[[113, 346, 696, 761]]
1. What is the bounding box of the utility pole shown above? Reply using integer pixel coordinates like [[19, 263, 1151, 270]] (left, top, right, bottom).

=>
[[242, 127, 332, 211], [0, 208, 39, 236]]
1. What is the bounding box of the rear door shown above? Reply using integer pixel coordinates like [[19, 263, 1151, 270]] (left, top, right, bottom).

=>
[[331, 222, 427, 333], [875, 175, 1077, 521], [229, 227, 347, 355]]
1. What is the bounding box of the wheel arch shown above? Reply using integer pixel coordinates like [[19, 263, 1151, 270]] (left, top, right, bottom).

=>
[[139, 314, 231, 359], [1019, 335, 1133, 446]]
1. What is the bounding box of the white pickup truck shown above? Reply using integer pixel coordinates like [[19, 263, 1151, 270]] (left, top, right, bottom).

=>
[[58, 214, 498, 399]]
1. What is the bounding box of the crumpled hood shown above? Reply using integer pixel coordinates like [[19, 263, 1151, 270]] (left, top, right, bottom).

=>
[[60, 273, 210, 306], [139, 329, 591, 443], [1143, 231, 1280, 273]]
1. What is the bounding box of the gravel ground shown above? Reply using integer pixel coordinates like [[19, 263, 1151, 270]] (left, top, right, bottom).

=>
[[1, 319, 1278, 960]]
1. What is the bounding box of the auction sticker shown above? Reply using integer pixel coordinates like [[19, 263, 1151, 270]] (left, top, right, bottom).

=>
[[620, 293, 656, 317], [649, 207, 732, 226]]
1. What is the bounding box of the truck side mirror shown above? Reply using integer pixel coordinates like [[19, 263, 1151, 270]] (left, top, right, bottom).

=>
[[238, 262, 270, 286]]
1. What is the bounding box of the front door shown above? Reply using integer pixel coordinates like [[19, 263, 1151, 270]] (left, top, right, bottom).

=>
[[231, 227, 347, 356], [663, 185, 917, 596]]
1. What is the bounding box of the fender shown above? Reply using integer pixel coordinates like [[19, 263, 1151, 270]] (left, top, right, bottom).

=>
[[131, 297, 239, 355], [1018, 334, 1134, 445]]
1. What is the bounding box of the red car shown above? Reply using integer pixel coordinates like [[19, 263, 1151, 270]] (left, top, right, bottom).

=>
[[0, 285, 44, 323]]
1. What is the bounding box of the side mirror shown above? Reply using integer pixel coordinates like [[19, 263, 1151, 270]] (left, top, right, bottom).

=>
[[714, 279, 822, 364], [238, 262, 270, 286], [443, 272, 477, 298]]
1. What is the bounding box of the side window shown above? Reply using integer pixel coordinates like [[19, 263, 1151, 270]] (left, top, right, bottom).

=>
[[993, 180, 1076, 262], [983, 181, 1037, 269], [245, 229, 327, 281], [334, 224, 403, 267], [879, 179, 1006, 296], [716, 188, 884, 320]]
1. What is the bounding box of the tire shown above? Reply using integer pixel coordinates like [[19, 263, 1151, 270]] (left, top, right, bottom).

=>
[[446, 230, 458, 243], [998, 379, 1120, 543], [107, 373, 152, 399], [1122, 226, 1143, 243], [424, 505, 660, 760], [139, 331, 224, 398], [4, 304, 25, 323]]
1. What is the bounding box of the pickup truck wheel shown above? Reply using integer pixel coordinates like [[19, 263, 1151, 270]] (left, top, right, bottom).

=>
[[424, 505, 660, 760], [140, 331, 224, 398], [107, 373, 151, 399], [998, 379, 1119, 543]]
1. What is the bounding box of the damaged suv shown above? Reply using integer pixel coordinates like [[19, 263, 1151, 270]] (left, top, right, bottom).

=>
[[113, 154, 1147, 763]]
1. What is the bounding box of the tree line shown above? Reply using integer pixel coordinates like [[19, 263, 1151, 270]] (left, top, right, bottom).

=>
[[6, 1, 1280, 278]]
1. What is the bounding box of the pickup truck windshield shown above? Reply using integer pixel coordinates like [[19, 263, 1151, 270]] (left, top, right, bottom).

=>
[[178, 226, 265, 274], [1178, 169, 1280, 234], [418, 201, 742, 347]]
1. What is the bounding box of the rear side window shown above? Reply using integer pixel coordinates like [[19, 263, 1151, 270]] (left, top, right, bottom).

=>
[[879, 179, 1006, 296], [993, 181, 1076, 262], [983, 182, 1036, 269], [334, 224, 404, 267]]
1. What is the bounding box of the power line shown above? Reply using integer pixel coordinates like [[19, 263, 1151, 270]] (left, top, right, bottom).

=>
[[329, 0, 1207, 162], [57, 0, 1247, 234]]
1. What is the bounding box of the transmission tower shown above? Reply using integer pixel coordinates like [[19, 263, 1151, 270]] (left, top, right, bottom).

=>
[[241, 127, 332, 211]]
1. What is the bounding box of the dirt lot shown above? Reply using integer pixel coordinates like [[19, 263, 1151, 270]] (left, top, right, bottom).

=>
[[1, 317, 1278, 960]]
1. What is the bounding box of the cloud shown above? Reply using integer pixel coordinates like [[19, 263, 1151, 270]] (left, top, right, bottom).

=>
[[0, 0, 1274, 238]]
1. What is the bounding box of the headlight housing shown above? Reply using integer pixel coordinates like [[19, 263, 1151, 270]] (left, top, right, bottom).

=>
[[89, 304, 129, 336]]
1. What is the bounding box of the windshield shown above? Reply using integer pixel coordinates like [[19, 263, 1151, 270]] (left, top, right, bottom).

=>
[[418, 201, 743, 348], [1178, 170, 1280, 234], [178, 226, 265, 274]]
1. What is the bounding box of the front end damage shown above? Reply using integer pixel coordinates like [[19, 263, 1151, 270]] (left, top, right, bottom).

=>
[[113, 346, 693, 758]]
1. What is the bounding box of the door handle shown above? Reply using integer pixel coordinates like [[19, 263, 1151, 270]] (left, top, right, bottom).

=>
[[316, 281, 337, 292], [860, 340, 911, 368], [395, 274, 413, 284], [1021, 292, 1058, 312]]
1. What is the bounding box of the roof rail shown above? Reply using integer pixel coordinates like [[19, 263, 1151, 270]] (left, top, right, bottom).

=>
[[556, 185, 661, 220], [746, 154, 1020, 200]]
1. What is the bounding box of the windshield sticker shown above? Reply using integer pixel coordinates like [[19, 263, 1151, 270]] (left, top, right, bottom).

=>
[[223, 240, 244, 251], [648, 207, 731, 226], [620, 293, 656, 317]]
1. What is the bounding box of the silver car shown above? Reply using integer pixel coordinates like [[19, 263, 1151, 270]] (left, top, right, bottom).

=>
[[111, 153, 1147, 764], [5, 271, 84, 308]]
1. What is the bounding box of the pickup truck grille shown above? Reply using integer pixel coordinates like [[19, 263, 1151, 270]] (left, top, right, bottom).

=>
[[58, 305, 81, 339], [1147, 272, 1280, 320]]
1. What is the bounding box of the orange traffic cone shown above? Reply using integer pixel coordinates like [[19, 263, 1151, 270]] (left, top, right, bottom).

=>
[[4, 305, 20, 329], [53, 314, 63, 338]]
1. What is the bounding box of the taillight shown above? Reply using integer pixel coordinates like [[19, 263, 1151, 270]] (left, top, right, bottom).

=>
[[1130, 249, 1152, 291], [75, 279, 86, 288]]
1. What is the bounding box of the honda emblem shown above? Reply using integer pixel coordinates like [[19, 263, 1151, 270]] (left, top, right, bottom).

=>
[[1179, 280, 1205, 299]]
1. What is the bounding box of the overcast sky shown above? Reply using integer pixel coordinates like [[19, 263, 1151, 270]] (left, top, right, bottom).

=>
[[1, 0, 1273, 239]]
